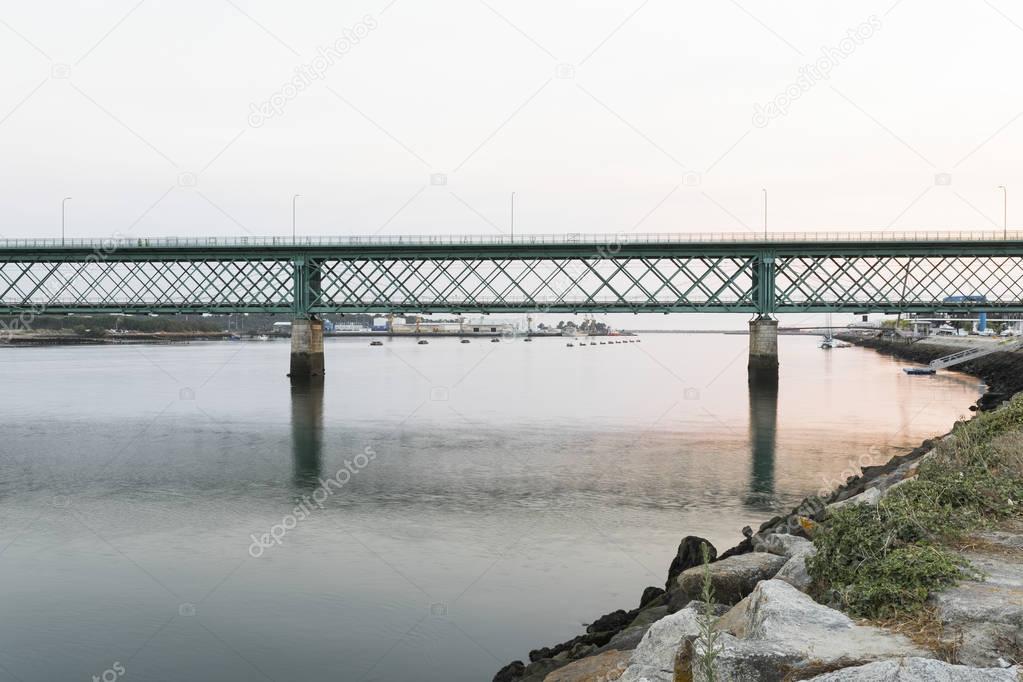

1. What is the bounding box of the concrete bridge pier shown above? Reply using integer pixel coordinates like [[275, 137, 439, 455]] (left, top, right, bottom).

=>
[[289, 317, 325, 381], [748, 317, 779, 383]]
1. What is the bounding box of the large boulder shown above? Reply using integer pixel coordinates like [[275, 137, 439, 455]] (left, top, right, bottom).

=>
[[684, 632, 802, 682], [744, 580, 925, 660], [670, 552, 787, 609], [804, 657, 1019, 680], [930, 551, 1023, 666], [542, 650, 630, 682], [681, 581, 928, 680], [665, 536, 716, 590], [619, 606, 702, 682]]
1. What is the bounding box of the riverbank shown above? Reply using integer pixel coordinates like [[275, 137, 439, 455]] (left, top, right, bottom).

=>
[[495, 337, 1023, 681], [835, 333, 1023, 412], [1, 330, 234, 345]]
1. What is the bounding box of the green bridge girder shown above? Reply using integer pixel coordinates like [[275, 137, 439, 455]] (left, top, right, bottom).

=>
[[2, 233, 1023, 316]]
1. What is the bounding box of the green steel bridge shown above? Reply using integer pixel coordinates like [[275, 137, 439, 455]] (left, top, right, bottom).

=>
[[1, 231, 1021, 317]]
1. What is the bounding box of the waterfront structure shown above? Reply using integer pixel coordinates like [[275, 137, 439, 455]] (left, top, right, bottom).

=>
[[3, 231, 1023, 381]]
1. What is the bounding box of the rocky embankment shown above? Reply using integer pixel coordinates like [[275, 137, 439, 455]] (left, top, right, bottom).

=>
[[494, 336, 1023, 682]]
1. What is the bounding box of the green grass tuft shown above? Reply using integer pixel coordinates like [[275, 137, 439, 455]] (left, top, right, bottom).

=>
[[807, 395, 1023, 618]]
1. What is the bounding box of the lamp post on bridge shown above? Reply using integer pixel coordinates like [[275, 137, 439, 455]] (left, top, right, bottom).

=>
[[761, 188, 767, 239], [510, 191, 515, 243], [61, 196, 72, 246], [292, 194, 301, 243], [998, 186, 1008, 240]]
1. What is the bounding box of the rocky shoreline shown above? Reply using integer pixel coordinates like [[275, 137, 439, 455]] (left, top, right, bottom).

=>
[[494, 336, 1023, 681]]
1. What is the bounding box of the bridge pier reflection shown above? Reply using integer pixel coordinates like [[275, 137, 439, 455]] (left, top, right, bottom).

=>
[[746, 373, 778, 509], [291, 377, 324, 486]]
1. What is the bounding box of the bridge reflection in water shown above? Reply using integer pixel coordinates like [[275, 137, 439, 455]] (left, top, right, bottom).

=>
[[747, 376, 779, 509], [291, 379, 324, 487]]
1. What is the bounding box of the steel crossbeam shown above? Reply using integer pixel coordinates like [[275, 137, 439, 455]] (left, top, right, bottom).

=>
[[2, 236, 1023, 315]]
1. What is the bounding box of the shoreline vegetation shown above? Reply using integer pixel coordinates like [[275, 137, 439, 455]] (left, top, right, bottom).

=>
[[495, 336, 1023, 681]]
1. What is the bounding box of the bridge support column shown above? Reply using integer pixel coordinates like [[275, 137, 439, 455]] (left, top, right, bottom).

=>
[[748, 317, 778, 383], [289, 317, 324, 381]]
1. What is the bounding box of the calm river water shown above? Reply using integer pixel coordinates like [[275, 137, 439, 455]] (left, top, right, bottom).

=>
[[0, 334, 981, 681]]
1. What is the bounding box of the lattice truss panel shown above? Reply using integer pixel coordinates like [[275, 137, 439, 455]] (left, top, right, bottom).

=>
[[775, 255, 1023, 308], [315, 257, 757, 310], [0, 259, 293, 309]]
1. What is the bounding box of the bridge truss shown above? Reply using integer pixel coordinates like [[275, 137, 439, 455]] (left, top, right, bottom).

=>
[[2, 233, 1023, 316]]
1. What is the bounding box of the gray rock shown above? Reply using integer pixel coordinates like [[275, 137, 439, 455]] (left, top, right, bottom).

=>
[[753, 532, 813, 558], [975, 530, 1023, 550], [827, 486, 882, 513], [713, 595, 750, 637], [931, 552, 1023, 666], [773, 543, 817, 592], [804, 657, 1019, 680], [629, 605, 669, 629], [603, 625, 648, 653], [665, 536, 716, 591], [619, 606, 702, 682], [687, 632, 803, 682], [743, 579, 926, 661], [670, 552, 787, 609], [600, 607, 670, 653]]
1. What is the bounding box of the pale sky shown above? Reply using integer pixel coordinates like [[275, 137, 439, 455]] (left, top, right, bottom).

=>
[[1, 0, 1021, 244]]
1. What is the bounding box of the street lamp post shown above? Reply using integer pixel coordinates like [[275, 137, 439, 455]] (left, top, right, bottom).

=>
[[998, 186, 1008, 240], [510, 192, 515, 242], [61, 196, 72, 245], [292, 194, 301, 243], [761, 188, 767, 239]]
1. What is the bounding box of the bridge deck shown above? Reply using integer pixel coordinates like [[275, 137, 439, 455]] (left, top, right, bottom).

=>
[[1, 232, 1021, 316]]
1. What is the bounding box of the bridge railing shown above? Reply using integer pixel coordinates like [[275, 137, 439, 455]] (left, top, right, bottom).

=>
[[2, 230, 1023, 250]]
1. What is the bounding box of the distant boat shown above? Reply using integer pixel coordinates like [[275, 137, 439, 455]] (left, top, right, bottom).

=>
[[589, 342, 596, 346], [460, 338, 470, 344], [523, 338, 532, 342], [417, 339, 428, 345], [566, 342, 574, 347], [256, 334, 270, 341], [491, 338, 500, 343], [903, 367, 936, 375], [229, 334, 241, 341], [370, 340, 383, 346]]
